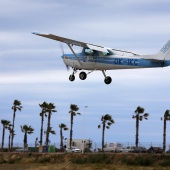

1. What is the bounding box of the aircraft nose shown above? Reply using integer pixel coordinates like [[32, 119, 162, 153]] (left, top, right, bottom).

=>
[[61, 54, 64, 59]]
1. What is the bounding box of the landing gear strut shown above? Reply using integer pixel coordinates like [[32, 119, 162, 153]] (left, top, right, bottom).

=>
[[102, 70, 112, 84]]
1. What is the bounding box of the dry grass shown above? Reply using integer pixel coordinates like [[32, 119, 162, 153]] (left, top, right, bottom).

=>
[[1, 153, 170, 170]]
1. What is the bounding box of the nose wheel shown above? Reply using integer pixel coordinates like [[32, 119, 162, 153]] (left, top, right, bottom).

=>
[[69, 75, 75, 81], [69, 68, 77, 82]]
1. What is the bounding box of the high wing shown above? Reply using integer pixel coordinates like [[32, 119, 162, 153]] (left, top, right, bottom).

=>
[[32, 32, 108, 53], [32, 32, 138, 55]]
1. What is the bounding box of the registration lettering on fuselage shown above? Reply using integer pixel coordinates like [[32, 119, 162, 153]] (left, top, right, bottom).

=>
[[84, 56, 139, 66], [113, 58, 139, 66]]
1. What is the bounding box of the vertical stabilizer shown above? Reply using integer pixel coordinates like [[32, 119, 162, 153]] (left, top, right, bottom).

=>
[[156, 40, 170, 60]]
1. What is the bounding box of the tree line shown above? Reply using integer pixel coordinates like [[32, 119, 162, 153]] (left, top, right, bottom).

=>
[[1, 100, 170, 152], [1, 100, 81, 152]]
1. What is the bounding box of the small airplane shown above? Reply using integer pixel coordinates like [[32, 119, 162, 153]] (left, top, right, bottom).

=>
[[33, 32, 170, 84]]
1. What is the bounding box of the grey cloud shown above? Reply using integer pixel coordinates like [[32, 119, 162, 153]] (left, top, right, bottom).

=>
[[1, 0, 170, 145]]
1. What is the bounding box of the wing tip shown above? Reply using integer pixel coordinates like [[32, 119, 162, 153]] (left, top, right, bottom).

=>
[[32, 32, 49, 35], [32, 32, 39, 35]]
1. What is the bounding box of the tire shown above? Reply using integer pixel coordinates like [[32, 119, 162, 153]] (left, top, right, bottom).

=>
[[79, 71, 87, 80], [69, 75, 75, 81], [104, 76, 112, 84]]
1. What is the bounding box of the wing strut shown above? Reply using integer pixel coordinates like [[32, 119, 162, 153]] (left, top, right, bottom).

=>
[[67, 43, 82, 66]]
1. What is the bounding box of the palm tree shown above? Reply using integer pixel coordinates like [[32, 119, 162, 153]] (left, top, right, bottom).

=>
[[161, 110, 170, 152], [39, 101, 48, 146], [98, 114, 114, 152], [69, 104, 81, 148], [132, 106, 149, 147], [44, 126, 56, 145], [11, 100, 22, 148], [1, 120, 10, 151], [59, 123, 68, 151], [45, 103, 57, 146], [21, 125, 34, 150]]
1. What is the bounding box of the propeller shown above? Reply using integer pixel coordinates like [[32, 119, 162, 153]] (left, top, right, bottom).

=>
[[59, 43, 64, 55], [59, 43, 70, 71]]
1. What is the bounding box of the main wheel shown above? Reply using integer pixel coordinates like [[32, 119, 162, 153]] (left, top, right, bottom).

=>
[[79, 71, 87, 80], [69, 75, 75, 81], [104, 76, 112, 84]]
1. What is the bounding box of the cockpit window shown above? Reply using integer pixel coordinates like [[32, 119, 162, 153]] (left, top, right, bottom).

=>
[[84, 48, 116, 56], [107, 50, 115, 55], [102, 52, 109, 56], [101, 49, 116, 56], [84, 48, 95, 56]]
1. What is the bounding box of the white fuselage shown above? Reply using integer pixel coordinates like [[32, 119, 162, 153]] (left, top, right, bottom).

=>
[[62, 54, 167, 70]]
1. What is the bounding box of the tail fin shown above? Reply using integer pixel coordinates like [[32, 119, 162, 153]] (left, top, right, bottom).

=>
[[156, 40, 170, 60]]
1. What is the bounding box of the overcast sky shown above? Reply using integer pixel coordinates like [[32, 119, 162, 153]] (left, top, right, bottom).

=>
[[1, 0, 170, 149]]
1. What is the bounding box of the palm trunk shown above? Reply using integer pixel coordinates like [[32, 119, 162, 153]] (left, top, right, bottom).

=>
[[60, 127, 63, 151], [70, 114, 73, 148], [102, 122, 105, 152], [163, 118, 166, 152], [46, 111, 51, 146], [8, 133, 11, 152], [1, 127, 5, 151], [135, 115, 139, 147], [24, 132, 26, 147], [40, 114, 44, 146], [11, 110, 16, 148], [24, 132, 27, 150]]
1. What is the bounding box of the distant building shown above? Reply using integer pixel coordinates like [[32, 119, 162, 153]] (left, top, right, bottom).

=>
[[103, 142, 123, 152], [66, 139, 92, 150]]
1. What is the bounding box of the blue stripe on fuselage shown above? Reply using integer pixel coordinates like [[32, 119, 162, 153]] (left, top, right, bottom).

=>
[[61, 54, 169, 68], [96, 57, 163, 68]]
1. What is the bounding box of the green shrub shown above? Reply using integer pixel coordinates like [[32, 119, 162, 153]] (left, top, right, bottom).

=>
[[70, 154, 113, 164], [160, 159, 170, 167], [121, 155, 153, 166], [38, 156, 51, 163]]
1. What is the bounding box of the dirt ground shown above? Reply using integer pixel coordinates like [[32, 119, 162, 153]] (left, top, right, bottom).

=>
[[0, 164, 170, 170]]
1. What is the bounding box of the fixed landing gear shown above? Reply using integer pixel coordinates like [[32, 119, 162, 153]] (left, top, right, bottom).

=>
[[104, 76, 112, 84], [102, 70, 112, 84], [79, 71, 87, 80], [69, 69, 88, 82], [69, 68, 77, 82], [68, 69, 112, 84], [69, 75, 75, 81]]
